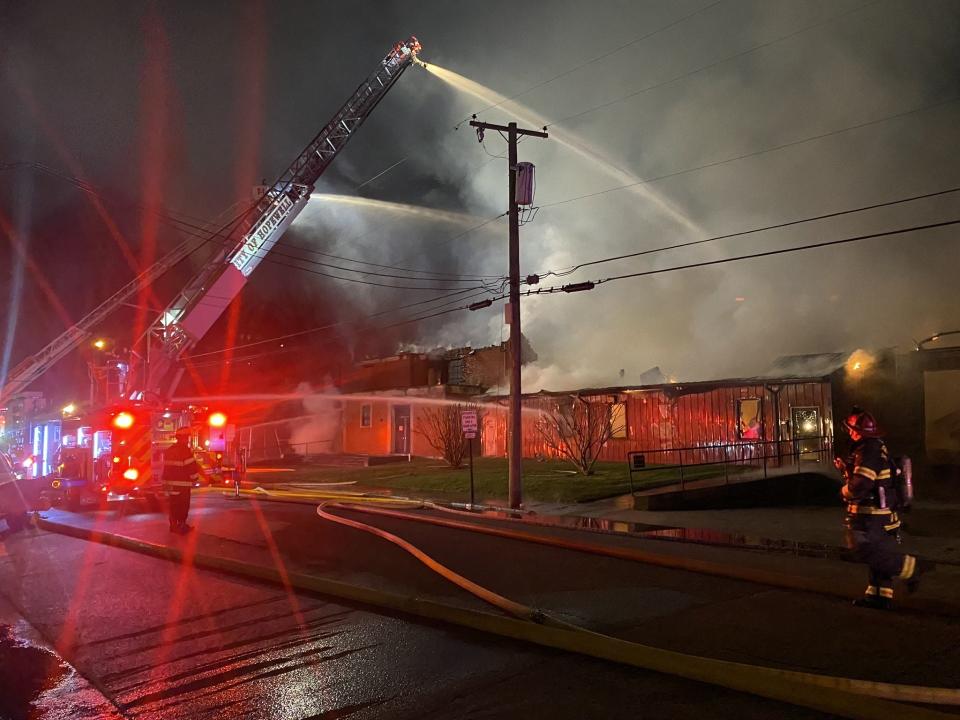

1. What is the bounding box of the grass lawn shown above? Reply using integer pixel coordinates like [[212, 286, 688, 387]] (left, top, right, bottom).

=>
[[249, 456, 739, 505]]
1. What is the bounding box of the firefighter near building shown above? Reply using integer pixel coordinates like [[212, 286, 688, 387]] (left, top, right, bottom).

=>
[[835, 408, 932, 610]]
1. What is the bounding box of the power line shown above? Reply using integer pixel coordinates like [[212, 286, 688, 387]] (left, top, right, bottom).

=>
[[533, 185, 960, 280], [545, 0, 881, 129], [7, 161, 225, 231], [270, 207, 506, 280], [504, 216, 960, 301], [601, 217, 959, 282], [4, 2, 916, 296], [154, 189, 510, 286], [165, 207, 508, 285], [255, 244, 496, 285], [52, 171, 460, 338], [275, 245, 502, 280], [391, 81, 960, 290], [128, 194, 506, 290], [233, 253, 496, 291], [453, 0, 724, 129], [1, 161, 255, 274], [3, 161, 261, 278], [186, 286, 491, 359], [538, 95, 960, 212], [145, 203, 506, 291], [354, 157, 407, 190], [185, 289, 490, 369], [7, 160, 508, 286], [159, 213, 960, 370], [138, 194, 504, 284]]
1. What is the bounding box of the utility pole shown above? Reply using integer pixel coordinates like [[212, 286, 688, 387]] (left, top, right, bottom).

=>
[[469, 118, 548, 509]]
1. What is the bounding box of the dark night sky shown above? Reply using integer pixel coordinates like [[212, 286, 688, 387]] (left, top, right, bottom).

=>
[[2, 0, 959, 403]]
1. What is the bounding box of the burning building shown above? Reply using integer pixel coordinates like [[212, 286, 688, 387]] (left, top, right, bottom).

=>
[[479, 376, 834, 469]]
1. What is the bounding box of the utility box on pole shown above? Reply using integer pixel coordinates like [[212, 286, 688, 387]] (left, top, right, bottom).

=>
[[515, 162, 535, 206]]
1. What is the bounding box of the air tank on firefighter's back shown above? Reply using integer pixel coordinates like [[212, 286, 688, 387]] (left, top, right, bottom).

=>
[[900, 456, 914, 507]]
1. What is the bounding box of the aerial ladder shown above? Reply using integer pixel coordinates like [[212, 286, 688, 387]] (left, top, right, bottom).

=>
[[140, 36, 423, 398], [0, 37, 423, 407], [0, 234, 200, 406]]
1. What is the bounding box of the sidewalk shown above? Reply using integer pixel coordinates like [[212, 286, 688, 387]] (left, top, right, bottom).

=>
[[524, 497, 960, 565], [0, 594, 123, 720], [260, 472, 960, 564]]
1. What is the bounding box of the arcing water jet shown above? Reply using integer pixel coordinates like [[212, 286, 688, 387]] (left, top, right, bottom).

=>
[[172, 392, 544, 415], [423, 63, 704, 238], [307, 194, 477, 226]]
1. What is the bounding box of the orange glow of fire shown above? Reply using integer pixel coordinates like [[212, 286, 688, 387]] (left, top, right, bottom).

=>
[[845, 349, 875, 375]]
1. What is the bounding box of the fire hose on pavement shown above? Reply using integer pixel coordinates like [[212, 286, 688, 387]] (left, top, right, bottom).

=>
[[316, 499, 960, 716], [239, 485, 956, 612], [36, 488, 960, 720]]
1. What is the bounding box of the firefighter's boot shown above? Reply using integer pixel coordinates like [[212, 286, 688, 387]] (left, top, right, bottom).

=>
[[903, 556, 935, 594], [853, 585, 891, 610], [853, 595, 891, 610]]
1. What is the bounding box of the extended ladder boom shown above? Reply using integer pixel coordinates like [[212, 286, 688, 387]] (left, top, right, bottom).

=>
[[143, 37, 423, 397], [0, 235, 199, 406]]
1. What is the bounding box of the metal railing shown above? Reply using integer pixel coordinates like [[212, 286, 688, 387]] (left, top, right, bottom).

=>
[[626, 435, 834, 493], [236, 433, 340, 464]]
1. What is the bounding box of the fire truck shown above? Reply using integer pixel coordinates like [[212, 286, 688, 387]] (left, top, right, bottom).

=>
[[2, 38, 423, 509], [46, 404, 234, 510]]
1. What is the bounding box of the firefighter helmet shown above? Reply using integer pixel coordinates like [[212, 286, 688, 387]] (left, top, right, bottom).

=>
[[844, 410, 883, 437]]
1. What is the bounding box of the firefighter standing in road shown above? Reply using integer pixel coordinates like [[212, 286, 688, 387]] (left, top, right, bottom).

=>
[[835, 409, 931, 609], [164, 427, 199, 534]]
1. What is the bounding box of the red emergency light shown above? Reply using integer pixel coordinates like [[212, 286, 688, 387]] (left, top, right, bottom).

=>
[[113, 412, 135, 429], [208, 412, 227, 428]]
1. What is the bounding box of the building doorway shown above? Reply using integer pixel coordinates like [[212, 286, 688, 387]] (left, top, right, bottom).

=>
[[392, 404, 411, 455], [791, 406, 822, 461]]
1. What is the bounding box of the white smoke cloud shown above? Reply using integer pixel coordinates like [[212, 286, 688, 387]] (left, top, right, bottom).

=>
[[400, 0, 960, 390], [288, 381, 341, 453], [3, 1, 957, 401]]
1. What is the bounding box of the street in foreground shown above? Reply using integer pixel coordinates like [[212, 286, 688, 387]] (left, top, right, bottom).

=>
[[2, 493, 960, 718]]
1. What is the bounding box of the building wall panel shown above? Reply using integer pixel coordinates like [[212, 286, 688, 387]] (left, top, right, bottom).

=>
[[480, 380, 833, 466]]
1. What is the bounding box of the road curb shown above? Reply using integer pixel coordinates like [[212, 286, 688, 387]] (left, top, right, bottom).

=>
[[35, 516, 956, 720]]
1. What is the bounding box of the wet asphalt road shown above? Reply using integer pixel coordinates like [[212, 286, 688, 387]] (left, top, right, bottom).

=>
[[2, 493, 960, 718], [0, 526, 834, 720]]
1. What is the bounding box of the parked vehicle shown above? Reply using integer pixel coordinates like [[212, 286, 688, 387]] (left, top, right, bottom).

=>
[[0, 451, 38, 532]]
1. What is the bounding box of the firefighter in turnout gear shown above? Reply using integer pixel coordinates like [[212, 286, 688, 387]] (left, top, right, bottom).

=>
[[164, 427, 200, 534], [836, 409, 932, 609]]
